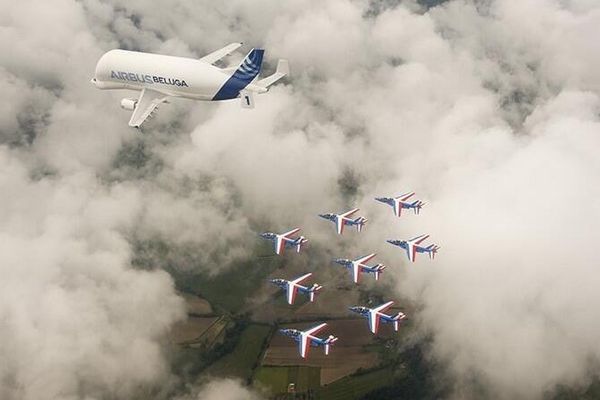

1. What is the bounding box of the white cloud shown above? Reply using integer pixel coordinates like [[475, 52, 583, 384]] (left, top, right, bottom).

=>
[[185, 379, 263, 400]]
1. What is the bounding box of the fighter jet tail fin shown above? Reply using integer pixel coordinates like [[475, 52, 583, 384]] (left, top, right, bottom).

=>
[[412, 200, 425, 214], [373, 264, 386, 281], [294, 236, 308, 253], [392, 312, 406, 331], [427, 244, 440, 259], [323, 335, 338, 355], [308, 284, 322, 302], [354, 217, 368, 232]]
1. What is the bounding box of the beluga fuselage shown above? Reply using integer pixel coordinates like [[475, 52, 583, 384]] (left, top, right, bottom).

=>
[[91, 43, 289, 127]]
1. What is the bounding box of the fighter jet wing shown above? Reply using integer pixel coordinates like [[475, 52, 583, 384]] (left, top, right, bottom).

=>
[[356, 253, 376, 266], [373, 301, 394, 314], [291, 273, 313, 285], [282, 275, 315, 305], [300, 323, 328, 358], [300, 334, 310, 358], [281, 228, 301, 238], [275, 236, 285, 255], [286, 284, 298, 305], [199, 42, 243, 64], [396, 192, 415, 201], [341, 208, 360, 218], [336, 217, 345, 235], [369, 311, 380, 334], [352, 263, 361, 283], [128, 88, 169, 128], [411, 234, 430, 245], [305, 322, 327, 337], [406, 243, 417, 262]]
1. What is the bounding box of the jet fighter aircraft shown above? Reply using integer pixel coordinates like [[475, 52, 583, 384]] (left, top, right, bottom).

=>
[[349, 301, 406, 334], [269, 273, 323, 305], [260, 228, 308, 255], [279, 322, 338, 358], [387, 234, 440, 262], [319, 208, 367, 235], [333, 253, 386, 284], [375, 192, 424, 217]]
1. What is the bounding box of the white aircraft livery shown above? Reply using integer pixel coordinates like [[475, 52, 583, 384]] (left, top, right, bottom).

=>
[[91, 42, 289, 127]]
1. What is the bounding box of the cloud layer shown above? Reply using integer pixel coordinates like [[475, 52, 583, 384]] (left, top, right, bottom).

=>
[[1, 0, 599, 399]]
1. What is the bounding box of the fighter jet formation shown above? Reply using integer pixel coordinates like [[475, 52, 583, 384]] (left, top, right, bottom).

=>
[[263, 192, 440, 359]]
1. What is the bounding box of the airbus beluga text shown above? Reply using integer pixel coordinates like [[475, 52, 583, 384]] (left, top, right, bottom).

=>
[[91, 42, 289, 127]]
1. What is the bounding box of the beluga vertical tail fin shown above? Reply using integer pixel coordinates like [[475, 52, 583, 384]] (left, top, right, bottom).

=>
[[213, 48, 264, 100]]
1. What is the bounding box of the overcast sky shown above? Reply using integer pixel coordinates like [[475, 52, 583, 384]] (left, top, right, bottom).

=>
[[0, 0, 599, 399]]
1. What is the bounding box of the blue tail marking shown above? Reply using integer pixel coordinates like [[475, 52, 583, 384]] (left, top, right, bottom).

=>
[[213, 49, 264, 101]]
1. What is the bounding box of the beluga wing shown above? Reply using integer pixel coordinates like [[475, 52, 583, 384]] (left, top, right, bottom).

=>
[[128, 88, 169, 128], [199, 42, 243, 64]]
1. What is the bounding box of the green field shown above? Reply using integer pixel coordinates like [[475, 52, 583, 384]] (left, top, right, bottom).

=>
[[132, 239, 284, 313], [316, 367, 396, 400], [189, 315, 229, 348], [172, 257, 282, 313], [208, 323, 273, 380], [254, 366, 321, 394]]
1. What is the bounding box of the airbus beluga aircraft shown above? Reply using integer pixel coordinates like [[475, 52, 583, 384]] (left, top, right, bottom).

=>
[[91, 42, 289, 127]]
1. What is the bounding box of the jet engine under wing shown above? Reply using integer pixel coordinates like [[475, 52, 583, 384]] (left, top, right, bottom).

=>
[[128, 88, 170, 128], [199, 42, 243, 64]]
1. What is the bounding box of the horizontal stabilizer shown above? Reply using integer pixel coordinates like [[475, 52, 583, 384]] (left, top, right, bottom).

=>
[[255, 59, 289, 88]]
